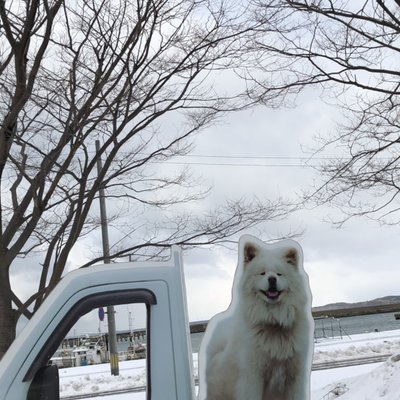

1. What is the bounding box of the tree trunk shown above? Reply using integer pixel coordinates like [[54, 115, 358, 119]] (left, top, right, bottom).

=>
[[0, 263, 17, 360]]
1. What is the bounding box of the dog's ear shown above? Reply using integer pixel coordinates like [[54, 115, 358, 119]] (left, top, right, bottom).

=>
[[244, 242, 258, 265], [285, 248, 298, 267]]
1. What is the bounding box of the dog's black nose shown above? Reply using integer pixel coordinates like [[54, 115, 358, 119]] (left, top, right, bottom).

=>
[[268, 276, 277, 285]]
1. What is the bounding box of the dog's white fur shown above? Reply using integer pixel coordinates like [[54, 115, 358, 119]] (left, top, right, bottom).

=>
[[198, 234, 314, 400]]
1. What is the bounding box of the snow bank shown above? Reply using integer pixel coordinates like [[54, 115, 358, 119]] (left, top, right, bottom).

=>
[[314, 353, 400, 400], [314, 337, 400, 364], [59, 360, 146, 397]]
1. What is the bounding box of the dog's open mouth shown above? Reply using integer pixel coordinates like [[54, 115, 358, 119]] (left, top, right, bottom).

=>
[[260, 289, 282, 300]]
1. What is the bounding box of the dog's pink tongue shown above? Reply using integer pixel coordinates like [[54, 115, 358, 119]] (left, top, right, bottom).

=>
[[267, 290, 279, 298]]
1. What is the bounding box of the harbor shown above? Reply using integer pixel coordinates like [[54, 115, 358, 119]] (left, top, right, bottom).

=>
[[52, 309, 400, 368]]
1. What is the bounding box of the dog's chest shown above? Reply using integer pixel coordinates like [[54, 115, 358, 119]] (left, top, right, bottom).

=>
[[262, 356, 297, 396], [252, 322, 298, 361]]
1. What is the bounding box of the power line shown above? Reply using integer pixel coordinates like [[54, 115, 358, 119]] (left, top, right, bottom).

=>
[[169, 153, 336, 161], [10, 147, 340, 169], [136, 152, 345, 168], [149, 161, 316, 168]]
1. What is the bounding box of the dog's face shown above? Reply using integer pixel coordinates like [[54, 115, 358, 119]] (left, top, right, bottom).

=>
[[241, 241, 300, 305]]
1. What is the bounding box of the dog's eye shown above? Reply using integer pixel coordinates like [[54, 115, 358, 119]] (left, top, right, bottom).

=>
[[260, 272, 266, 276], [277, 273, 282, 276]]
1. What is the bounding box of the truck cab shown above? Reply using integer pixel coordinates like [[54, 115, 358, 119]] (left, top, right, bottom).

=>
[[0, 246, 195, 399]]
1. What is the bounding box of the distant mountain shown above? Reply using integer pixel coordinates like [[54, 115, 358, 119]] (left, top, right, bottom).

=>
[[313, 295, 400, 312]]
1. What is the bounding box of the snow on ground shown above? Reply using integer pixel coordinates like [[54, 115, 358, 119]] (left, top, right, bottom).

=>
[[312, 354, 400, 400], [60, 329, 400, 399], [59, 359, 147, 397], [313, 329, 400, 364]]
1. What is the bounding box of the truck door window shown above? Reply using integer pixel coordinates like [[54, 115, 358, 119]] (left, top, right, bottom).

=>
[[24, 289, 155, 400], [50, 303, 148, 399], [53, 302, 148, 399]]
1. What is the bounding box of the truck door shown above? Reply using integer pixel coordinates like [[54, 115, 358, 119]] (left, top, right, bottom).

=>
[[3, 281, 186, 400]]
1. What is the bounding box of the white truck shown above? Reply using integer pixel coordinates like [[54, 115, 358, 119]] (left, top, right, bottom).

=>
[[0, 246, 196, 399]]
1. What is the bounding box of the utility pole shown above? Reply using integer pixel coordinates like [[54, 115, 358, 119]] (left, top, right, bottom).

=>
[[95, 140, 119, 376]]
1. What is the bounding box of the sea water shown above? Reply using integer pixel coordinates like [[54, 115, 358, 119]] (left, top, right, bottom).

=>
[[314, 312, 400, 338]]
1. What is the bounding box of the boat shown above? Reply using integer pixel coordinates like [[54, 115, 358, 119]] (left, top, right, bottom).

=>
[[49, 349, 75, 368], [126, 343, 146, 360], [50, 337, 108, 367], [395, 313, 400, 320]]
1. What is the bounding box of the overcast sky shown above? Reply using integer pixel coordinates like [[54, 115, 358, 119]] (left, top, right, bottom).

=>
[[181, 88, 400, 323], [11, 86, 400, 335]]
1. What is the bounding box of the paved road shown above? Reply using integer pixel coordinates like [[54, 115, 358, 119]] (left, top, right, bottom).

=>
[[311, 353, 391, 370]]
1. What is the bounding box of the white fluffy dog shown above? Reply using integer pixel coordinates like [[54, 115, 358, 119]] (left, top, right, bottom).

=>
[[198, 234, 314, 400]]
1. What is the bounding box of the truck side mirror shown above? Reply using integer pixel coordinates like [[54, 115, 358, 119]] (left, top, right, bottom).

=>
[[27, 364, 60, 400]]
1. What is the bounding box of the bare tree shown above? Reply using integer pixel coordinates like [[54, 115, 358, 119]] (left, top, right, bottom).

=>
[[0, 0, 297, 357], [250, 0, 400, 223]]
